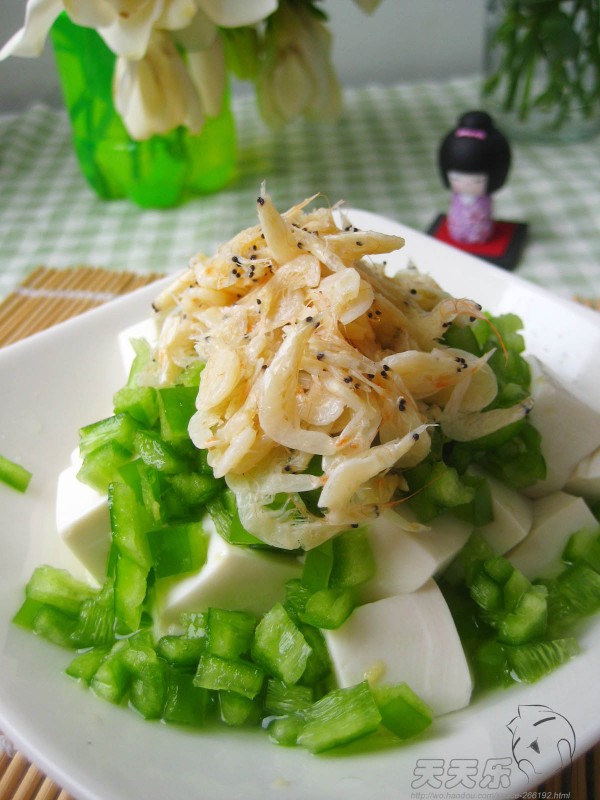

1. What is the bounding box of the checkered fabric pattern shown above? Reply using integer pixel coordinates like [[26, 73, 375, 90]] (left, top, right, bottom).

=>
[[1, 75, 599, 302]]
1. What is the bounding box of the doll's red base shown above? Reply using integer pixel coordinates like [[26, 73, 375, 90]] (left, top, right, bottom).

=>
[[428, 214, 528, 270]]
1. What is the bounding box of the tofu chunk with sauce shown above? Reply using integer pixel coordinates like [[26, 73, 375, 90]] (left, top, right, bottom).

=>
[[324, 580, 472, 717], [565, 447, 600, 503], [524, 357, 600, 498], [476, 472, 533, 554], [157, 516, 302, 630], [359, 508, 471, 602], [55, 462, 111, 584], [506, 491, 598, 579]]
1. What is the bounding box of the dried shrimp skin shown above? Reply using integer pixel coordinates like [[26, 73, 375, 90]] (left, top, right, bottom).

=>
[[150, 189, 530, 549]]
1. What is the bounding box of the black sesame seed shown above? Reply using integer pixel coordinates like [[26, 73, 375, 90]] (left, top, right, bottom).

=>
[[305, 316, 313, 322], [257, 196, 265, 206], [412, 433, 420, 441], [344, 376, 353, 383], [316, 353, 325, 360], [410, 288, 417, 295]]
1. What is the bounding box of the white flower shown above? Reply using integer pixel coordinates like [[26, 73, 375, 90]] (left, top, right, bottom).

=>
[[257, 1, 342, 128], [1, 0, 278, 62], [1, 0, 280, 139], [113, 29, 204, 139], [0, 0, 199, 61]]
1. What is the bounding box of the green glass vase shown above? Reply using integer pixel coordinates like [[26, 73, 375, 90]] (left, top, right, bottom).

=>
[[50, 14, 236, 208]]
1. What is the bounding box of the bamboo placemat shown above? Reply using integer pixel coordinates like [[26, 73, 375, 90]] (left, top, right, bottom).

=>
[[0, 266, 597, 800]]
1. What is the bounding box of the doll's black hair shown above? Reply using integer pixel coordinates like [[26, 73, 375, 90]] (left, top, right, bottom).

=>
[[438, 110, 511, 194]]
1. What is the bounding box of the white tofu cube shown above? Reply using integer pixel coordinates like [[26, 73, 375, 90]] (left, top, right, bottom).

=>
[[55, 464, 111, 584], [157, 516, 302, 629], [118, 317, 160, 378], [506, 491, 598, 578], [565, 447, 600, 503], [476, 472, 533, 554], [324, 580, 472, 717], [359, 508, 471, 602], [524, 356, 600, 498]]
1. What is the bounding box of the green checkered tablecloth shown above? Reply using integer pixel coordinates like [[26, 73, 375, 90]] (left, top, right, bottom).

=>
[[1, 75, 599, 302]]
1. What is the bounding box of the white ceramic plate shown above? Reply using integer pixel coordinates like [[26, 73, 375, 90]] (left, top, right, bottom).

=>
[[1, 210, 600, 800]]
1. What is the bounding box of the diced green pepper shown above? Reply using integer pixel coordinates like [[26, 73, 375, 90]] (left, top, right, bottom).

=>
[[31, 605, 78, 648], [252, 603, 311, 685], [113, 385, 158, 428], [206, 490, 264, 547], [118, 460, 163, 525], [473, 640, 513, 690], [0, 453, 32, 493], [469, 569, 503, 615], [156, 635, 205, 668], [283, 578, 311, 623], [129, 661, 166, 720], [70, 581, 115, 648], [66, 646, 111, 684], [193, 652, 265, 699], [134, 430, 190, 474], [108, 481, 152, 569], [406, 461, 475, 523], [265, 680, 313, 716], [147, 522, 208, 579], [157, 386, 198, 444], [77, 440, 133, 493], [297, 681, 382, 753], [163, 668, 210, 726], [218, 690, 260, 726], [301, 540, 333, 592], [205, 608, 257, 660], [496, 586, 548, 645], [300, 587, 356, 629], [506, 638, 580, 684], [25, 565, 96, 617], [562, 527, 600, 572], [329, 527, 376, 588], [174, 360, 204, 388], [90, 641, 131, 704], [296, 624, 332, 688], [166, 472, 223, 512], [79, 413, 140, 457], [267, 714, 305, 747], [114, 554, 148, 634], [372, 683, 433, 739]]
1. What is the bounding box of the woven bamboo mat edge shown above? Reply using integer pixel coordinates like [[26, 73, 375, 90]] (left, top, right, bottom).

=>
[[0, 266, 597, 800]]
